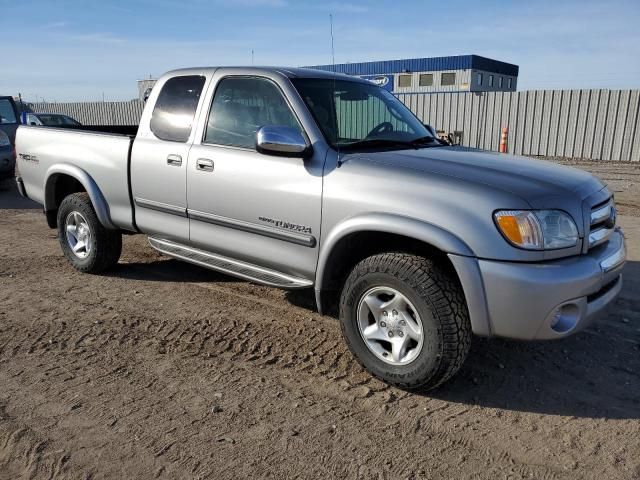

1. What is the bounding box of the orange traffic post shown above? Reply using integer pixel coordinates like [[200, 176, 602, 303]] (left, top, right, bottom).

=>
[[500, 127, 508, 153]]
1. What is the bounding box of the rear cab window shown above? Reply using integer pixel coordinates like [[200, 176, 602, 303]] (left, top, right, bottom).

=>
[[150, 75, 206, 142]]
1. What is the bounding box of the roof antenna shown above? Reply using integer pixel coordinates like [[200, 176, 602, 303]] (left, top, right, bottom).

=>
[[330, 14, 335, 69], [251, 49, 254, 66], [330, 14, 342, 168]]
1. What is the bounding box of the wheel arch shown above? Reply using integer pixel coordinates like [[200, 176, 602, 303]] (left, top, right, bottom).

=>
[[43, 164, 115, 229], [314, 213, 491, 336]]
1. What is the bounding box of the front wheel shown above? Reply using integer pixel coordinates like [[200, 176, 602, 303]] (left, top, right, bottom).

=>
[[57, 192, 122, 273], [339, 253, 471, 390]]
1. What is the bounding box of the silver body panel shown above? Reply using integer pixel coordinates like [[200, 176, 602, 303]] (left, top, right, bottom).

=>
[[15, 126, 134, 230], [15, 66, 626, 340], [475, 229, 625, 339], [186, 68, 327, 280]]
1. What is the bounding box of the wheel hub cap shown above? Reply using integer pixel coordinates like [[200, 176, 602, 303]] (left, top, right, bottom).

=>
[[357, 287, 424, 365], [65, 211, 92, 259]]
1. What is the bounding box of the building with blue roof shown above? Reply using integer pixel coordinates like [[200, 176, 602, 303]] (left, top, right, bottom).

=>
[[306, 55, 519, 94]]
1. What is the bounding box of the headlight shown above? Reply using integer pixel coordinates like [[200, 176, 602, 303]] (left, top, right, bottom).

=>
[[0, 131, 10, 147], [494, 210, 579, 250]]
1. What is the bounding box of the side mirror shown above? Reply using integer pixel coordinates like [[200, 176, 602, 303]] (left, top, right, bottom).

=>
[[256, 125, 310, 157]]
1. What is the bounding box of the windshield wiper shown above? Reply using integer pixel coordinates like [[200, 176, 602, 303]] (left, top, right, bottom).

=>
[[339, 138, 414, 151], [340, 136, 444, 151], [409, 136, 435, 145], [408, 136, 447, 147]]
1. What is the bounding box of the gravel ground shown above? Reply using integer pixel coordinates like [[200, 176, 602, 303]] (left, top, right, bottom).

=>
[[544, 158, 640, 218], [0, 159, 639, 479]]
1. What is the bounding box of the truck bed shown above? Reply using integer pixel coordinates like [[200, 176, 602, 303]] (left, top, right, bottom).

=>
[[51, 124, 138, 137], [15, 125, 136, 231]]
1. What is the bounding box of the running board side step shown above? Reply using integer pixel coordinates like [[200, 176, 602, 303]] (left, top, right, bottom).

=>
[[148, 237, 313, 289]]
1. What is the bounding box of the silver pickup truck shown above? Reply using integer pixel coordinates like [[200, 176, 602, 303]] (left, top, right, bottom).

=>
[[15, 67, 626, 390]]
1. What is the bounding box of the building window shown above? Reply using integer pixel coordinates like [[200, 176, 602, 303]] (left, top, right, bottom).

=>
[[418, 74, 433, 87], [476, 73, 483, 86], [488, 75, 494, 87], [498, 77, 503, 88], [398, 74, 412, 88], [441, 72, 456, 86], [508, 78, 513, 89]]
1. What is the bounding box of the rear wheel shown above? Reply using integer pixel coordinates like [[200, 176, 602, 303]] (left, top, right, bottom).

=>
[[57, 193, 122, 273], [339, 253, 471, 390]]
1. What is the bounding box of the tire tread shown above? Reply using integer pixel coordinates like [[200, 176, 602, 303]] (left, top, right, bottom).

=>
[[57, 193, 122, 273], [339, 253, 471, 390]]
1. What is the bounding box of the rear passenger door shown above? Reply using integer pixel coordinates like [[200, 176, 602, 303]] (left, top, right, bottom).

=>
[[131, 75, 207, 243]]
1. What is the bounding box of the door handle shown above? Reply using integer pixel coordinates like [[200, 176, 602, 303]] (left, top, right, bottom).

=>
[[196, 158, 214, 172], [167, 154, 182, 166]]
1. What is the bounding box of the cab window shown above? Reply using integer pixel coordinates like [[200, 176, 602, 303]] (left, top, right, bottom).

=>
[[150, 75, 206, 142], [204, 77, 301, 149]]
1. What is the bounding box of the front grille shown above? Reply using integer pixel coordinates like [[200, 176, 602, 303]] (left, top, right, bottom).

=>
[[588, 197, 615, 251]]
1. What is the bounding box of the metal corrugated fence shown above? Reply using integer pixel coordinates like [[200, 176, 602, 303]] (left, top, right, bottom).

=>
[[397, 89, 640, 162], [29, 88, 640, 161], [29, 101, 144, 126]]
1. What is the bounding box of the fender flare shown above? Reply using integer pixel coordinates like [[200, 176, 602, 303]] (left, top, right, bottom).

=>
[[314, 213, 492, 335], [44, 163, 116, 229], [315, 212, 474, 290]]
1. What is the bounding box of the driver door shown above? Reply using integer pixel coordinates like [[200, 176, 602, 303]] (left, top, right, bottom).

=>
[[186, 73, 324, 281]]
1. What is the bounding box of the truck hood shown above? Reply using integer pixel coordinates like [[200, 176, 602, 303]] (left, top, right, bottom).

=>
[[343, 146, 605, 207]]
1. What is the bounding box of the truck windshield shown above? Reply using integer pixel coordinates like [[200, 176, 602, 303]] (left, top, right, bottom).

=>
[[292, 78, 437, 151]]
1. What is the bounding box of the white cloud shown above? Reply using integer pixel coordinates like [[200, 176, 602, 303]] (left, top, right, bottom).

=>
[[60, 32, 127, 45], [215, 0, 288, 6], [322, 2, 369, 13], [43, 21, 68, 29]]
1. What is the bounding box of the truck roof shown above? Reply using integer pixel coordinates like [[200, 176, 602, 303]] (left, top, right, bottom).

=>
[[164, 66, 370, 83]]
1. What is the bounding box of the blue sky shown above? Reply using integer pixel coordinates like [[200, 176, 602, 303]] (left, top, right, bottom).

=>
[[2, 0, 639, 101]]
